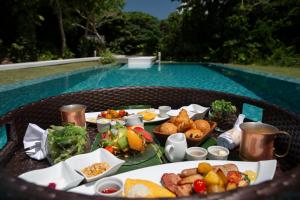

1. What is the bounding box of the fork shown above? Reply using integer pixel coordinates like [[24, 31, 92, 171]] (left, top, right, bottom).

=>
[[24, 142, 41, 154]]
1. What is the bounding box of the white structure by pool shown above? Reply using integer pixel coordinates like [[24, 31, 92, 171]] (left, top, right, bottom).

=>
[[127, 56, 156, 68]]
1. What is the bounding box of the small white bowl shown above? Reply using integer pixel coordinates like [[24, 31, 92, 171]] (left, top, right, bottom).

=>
[[207, 146, 229, 160], [185, 147, 208, 161], [95, 177, 123, 197], [65, 148, 125, 182], [18, 161, 84, 190]]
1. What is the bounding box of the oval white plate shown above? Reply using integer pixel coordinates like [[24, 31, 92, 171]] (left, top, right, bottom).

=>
[[85, 109, 170, 124], [69, 159, 277, 195]]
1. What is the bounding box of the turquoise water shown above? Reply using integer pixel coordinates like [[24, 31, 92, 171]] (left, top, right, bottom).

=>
[[0, 63, 298, 148]]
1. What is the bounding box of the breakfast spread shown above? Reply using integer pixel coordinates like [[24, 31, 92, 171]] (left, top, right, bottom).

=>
[[81, 162, 110, 177]]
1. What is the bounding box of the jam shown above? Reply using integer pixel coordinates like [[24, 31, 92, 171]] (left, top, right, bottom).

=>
[[100, 187, 119, 194]]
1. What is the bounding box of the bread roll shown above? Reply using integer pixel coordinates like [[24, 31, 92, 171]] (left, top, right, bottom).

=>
[[160, 123, 177, 134], [194, 120, 211, 134]]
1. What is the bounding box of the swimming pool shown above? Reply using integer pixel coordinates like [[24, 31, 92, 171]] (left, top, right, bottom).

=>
[[0, 63, 299, 148]]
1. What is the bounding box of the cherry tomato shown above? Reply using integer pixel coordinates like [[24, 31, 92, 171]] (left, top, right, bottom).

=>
[[227, 171, 242, 184], [105, 146, 114, 154], [193, 179, 206, 194], [101, 112, 107, 118], [118, 110, 127, 117]]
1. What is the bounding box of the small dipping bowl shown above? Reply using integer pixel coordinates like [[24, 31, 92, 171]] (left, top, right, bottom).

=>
[[186, 147, 208, 161], [207, 146, 229, 160], [95, 177, 123, 197], [96, 118, 111, 133], [158, 106, 171, 118]]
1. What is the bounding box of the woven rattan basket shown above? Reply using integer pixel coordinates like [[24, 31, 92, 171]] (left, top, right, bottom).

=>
[[0, 86, 299, 200]]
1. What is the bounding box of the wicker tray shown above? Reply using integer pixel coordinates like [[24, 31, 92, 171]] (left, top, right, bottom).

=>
[[0, 86, 300, 200], [153, 121, 217, 146]]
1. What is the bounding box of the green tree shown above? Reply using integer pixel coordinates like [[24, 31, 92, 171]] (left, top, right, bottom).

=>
[[101, 12, 161, 55]]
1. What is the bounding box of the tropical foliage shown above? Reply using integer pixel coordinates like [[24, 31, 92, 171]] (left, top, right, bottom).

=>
[[0, 0, 299, 67], [161, 0, 300, 66]]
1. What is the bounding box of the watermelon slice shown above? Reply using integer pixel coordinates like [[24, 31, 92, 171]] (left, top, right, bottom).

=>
[[133, 127, 153, 142]]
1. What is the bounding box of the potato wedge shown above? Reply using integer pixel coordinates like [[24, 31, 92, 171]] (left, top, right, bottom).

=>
[[207, 184, 225, 193], [216, 169, 228, 186], [179, 174, 203, 185], [204, 171, 221, 185], [198, 162, 213, 175]]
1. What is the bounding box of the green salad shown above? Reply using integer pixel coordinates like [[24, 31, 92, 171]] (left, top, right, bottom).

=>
[[47, 125, 88, 164]]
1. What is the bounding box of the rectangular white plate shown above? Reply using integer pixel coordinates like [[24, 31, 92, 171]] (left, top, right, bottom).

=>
[[19, 161, 84, 190], [85, 109, 170, 124], [65, 148, 125, 182], [69, 159, 277, 195]]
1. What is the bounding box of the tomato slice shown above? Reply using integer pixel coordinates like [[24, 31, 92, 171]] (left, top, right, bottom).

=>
[[101, 112, 107, 118], [193, 179, 206, 194], [227, 171, 242, 184], [104, 146, 114, 154], [118, 110, 127, 117]]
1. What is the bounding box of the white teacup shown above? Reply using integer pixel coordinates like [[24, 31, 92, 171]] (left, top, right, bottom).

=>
[[164, 133, 187, 162], [159, 106, 171, 118], [124, 114, 144, 127]]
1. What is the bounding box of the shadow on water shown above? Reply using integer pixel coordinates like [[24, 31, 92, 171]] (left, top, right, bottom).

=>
[[205, 64, 300, 115]]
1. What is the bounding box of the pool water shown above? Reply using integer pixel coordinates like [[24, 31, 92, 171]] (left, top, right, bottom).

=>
[[0, 63, 298, 148]]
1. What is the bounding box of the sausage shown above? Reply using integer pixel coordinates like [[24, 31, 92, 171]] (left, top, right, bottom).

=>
[[213, 164, 238, 176], [180, 168, 198, 178], [179, 174, 203, 185]]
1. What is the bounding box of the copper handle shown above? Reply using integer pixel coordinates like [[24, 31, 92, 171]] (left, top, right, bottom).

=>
[[274, 131, 291, 158]]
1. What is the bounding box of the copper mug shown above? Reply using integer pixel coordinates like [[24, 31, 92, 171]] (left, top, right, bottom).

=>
[[60, 104, 87, 127], [239, 122, 291, 161]]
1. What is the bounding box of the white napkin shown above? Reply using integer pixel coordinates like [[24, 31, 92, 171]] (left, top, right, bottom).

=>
[[166, 104, 210, 119], [23, 123, 47, 160], [217, 114, 245, 150]]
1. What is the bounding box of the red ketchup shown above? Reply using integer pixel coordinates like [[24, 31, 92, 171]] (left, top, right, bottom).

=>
[[100, 187, 119, 194]]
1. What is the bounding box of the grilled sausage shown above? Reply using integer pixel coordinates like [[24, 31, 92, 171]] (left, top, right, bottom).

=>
[[180, 168, 198, 178]]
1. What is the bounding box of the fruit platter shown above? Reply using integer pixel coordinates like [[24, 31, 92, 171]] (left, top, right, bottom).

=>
[[91, 122, 159, 166]]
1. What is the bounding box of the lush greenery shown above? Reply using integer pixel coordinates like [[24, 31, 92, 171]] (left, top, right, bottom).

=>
[[1, 0, 299, 67], [161, 0, 300, 66]]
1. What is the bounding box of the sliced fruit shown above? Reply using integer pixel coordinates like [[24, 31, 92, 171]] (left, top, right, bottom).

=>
[[117, 135, 129, 150], [127, 129, 144, 152], [133, 127, 153, 142]]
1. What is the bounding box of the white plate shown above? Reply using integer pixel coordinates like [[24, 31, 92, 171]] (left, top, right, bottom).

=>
[[19, 162, 84, 190], [167, 104, 210, 120], [85, 109, 170, 124], [65, 148, 125, 182], [69, 159, 277, 195]]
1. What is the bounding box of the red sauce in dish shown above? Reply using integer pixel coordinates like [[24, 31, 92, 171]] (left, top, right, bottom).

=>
[[101, 187, 119, 194]]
